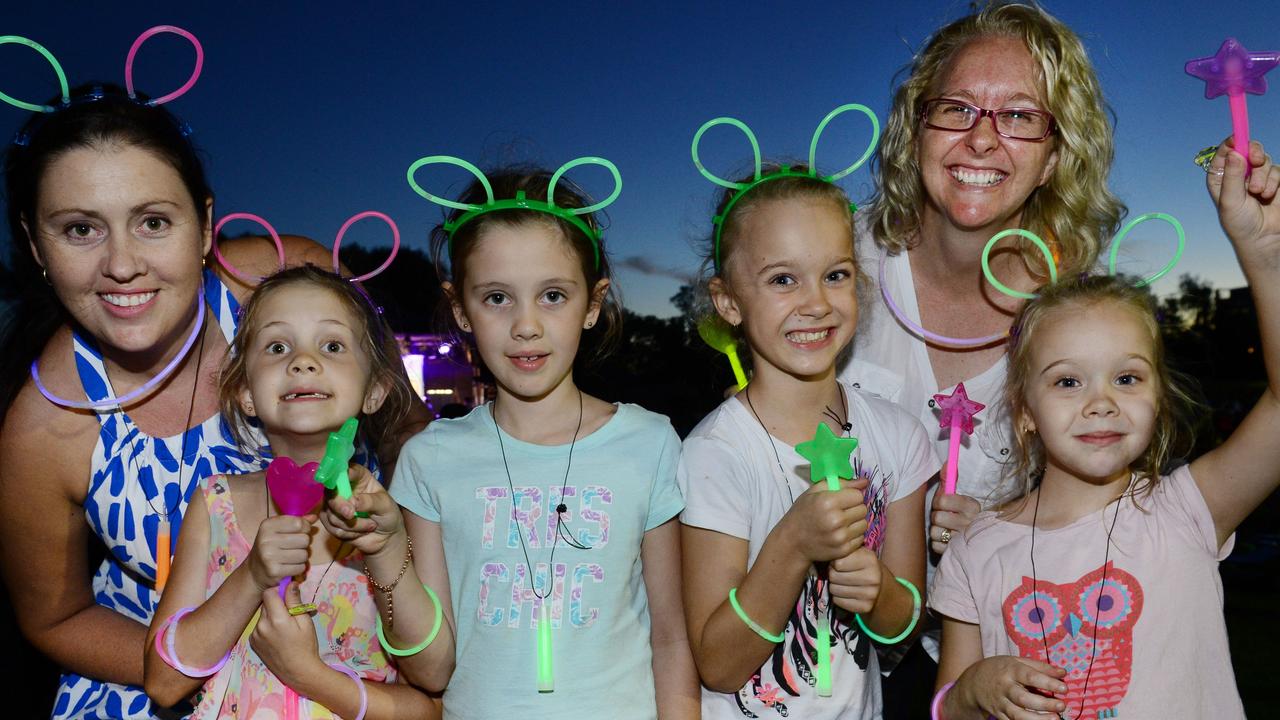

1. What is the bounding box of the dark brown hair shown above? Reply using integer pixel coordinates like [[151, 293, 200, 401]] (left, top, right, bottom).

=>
[[428, 166, 623, 367], [1, 84, 212, 429]]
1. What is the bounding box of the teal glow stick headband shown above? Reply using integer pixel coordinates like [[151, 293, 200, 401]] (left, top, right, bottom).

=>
[[691, 103, 881, 272], [0, 26, 202, 113], [406, 155, 622, 270], [979, 212, 1186, 300]]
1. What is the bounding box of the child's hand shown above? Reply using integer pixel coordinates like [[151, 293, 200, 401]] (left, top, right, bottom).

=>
[[953, 655, 1068, 720], [1208, 139, 1280, 256], [827, 546, 881, 614], [930, 488, 981, 555], [779, 479, 868, 564], [247, 515, 315, 592], [319, 464, 405, 557], [251, 583, 324, 690]]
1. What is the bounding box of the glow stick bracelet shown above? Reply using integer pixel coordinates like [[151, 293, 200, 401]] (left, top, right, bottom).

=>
[[30, 287, 205, 410], [376, 584, 444, 656], [325, 662, 368, 720], [155, 607, 232, 677]]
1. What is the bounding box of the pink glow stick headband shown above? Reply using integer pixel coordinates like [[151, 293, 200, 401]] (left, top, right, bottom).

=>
[[691, 104, 880, 273], [0, 25, 202, 114], [878, 213, 1184, 347], [211, 211, 401, 285], [406, 155, 622, 270]]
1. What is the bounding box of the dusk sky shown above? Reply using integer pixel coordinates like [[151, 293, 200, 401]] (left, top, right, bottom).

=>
[[3, 1, 1279, 317]]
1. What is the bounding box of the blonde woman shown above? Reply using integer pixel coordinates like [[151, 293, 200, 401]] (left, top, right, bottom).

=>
[[836, 3, 1125, 716]]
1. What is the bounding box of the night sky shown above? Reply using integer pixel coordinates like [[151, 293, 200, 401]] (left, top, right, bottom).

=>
[[3, 0, 1279, 317]]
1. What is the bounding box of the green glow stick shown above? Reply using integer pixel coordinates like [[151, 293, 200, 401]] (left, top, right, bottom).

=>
[[314, 417, 367, 517], [537, 602, 554, 692], [697, 316, 748, 390], [795, 422, 859, 697]]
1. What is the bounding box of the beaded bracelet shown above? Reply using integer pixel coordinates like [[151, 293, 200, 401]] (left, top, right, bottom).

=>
[[154, 607, 232, 677], [364, 535, 413, 630], [854, 576, 921, 645], [376, 583, 444, 657], [728, 587, 785, 643], [931, 680, 955, 720], [327, 661, 368, 720]]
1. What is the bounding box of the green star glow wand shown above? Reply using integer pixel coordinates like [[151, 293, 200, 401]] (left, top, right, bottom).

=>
[[314, 417, 368, 517], [795, 422, 859, 697]]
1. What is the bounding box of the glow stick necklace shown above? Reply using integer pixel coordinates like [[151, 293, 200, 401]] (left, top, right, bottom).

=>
[[31, 290, 206, 410], [492, 390, 589, 693]]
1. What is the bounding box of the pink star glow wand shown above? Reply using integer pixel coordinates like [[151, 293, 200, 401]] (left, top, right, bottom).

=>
[[932, 383, 985, 495], [1186, 38, 1280, 175]]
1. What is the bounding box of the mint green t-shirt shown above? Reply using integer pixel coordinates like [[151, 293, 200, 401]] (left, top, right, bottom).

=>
[[390, 402, 684, 720]]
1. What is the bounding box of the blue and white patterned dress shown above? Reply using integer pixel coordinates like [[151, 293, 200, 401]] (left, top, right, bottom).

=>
[[52, 270, 265, 719], [51, 270, 381, 719]]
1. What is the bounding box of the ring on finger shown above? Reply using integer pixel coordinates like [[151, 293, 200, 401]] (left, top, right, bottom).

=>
[[939, 528, 952, 545]]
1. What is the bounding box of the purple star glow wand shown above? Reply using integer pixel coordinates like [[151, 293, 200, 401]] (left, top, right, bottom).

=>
[[1186, 39, 1280, 175]]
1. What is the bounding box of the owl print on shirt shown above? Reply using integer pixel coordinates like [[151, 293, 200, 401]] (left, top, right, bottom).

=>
[[1002, 562, 1144, 718]]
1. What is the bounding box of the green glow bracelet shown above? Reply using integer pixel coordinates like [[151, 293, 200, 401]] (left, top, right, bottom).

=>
[[375, 584, 443, 657], [855, 577, 921, 645], [728, 587, 784, 643]]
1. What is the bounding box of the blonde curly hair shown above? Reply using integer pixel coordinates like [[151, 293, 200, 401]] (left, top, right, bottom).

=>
[[868, 1, 1125, 277]]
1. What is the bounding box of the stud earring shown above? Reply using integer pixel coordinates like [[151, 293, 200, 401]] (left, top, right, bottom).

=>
[[461, 322, 470, 331]]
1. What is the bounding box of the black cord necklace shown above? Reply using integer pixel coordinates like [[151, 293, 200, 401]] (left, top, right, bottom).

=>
[[744, 383, 853, 504], [1028, 475, 1131, 720], [131, 308, 207, 592], [822, 385, 853, 433], [494, 388, 590, 601], [493, 389, 587, 694]]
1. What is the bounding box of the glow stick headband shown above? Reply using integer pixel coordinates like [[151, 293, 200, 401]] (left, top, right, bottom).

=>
[[876, 213, 1186, 347], [211, 211, 402, 285], [691, 104, 881, 272], [0, 25, 202, 114], [406, 155, 623, 270]]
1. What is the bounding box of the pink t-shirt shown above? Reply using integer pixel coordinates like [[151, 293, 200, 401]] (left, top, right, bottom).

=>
[[930, 465, 1244, 719]]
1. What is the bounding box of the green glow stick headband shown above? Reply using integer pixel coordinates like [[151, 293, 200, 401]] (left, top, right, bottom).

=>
[[691, 104, 881, 272], [406, 155, 622, 270], [980, 212, 1186, 300]]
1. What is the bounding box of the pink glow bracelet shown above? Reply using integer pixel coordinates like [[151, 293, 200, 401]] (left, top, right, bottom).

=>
[[154, 607, 232, 677], [931, 681, 955, 720], [324, 662, 368, 720]]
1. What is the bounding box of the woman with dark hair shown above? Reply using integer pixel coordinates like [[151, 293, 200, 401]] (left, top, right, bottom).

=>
[[836, 3, 1125, 716], [0, 87, 423, 718]]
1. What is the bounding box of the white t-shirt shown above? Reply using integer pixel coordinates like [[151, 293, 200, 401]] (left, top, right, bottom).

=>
[[678, 383, 938, 720], [837, 220, 1018, 659], [930, 466, 1244, 719]]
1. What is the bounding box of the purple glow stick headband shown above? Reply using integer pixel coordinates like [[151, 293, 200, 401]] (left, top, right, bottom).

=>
[[212, 211, 401, 285], [0, 25, 202, 114]]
